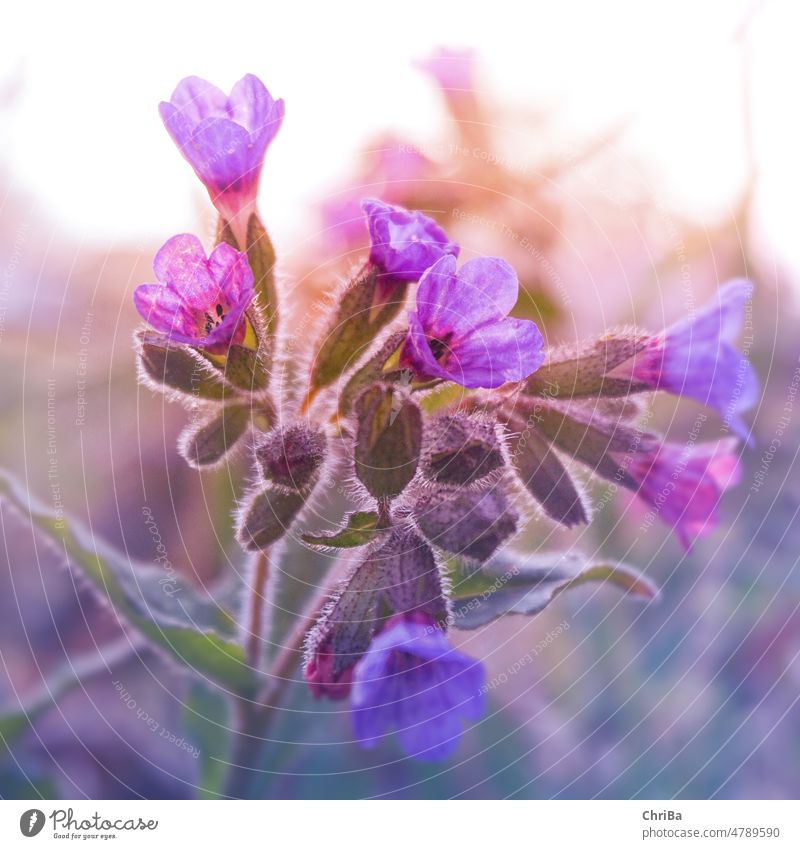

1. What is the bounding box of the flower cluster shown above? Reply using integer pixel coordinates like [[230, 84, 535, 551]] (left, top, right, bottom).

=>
[[134, 72, 758, 773]]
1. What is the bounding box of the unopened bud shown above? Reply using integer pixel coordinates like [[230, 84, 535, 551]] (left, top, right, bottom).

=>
[[422, 413, 504, 486], [413, 486, 518, 562], [354, 384, 422, 500], [255, 423, 326, 492]]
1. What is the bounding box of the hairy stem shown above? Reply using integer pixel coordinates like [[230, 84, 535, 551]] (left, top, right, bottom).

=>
[[223, 560, 342, 798], [245, 549, 270, 670]]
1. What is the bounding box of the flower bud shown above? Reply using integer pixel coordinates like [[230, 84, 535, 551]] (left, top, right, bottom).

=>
[[353, 384, 422, 500], [524, 332, 649, 399], [413, 486, 518, 562], [179, 405, 251, 469], [255, 423, 326, 492], [422, 413, 504, 487], [237, 485, 306, 551], [305, 527, 446, 699], [505, 415, 588, 528]]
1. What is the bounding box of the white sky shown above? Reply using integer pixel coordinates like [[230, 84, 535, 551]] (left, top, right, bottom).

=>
[[2, 0, 799, 274]]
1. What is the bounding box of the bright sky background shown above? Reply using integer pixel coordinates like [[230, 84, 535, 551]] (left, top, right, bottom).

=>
[[2, 0, 799, 275]]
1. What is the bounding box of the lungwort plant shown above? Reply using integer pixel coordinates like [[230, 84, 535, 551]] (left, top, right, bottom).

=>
[[1, 73, 758, 797]]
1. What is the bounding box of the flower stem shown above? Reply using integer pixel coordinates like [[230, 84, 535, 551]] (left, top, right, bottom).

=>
[[245, 549, 270, 670], [223, 559, 343, 798]]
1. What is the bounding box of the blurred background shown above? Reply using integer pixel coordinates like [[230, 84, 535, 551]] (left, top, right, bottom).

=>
[[1, 0, 799, 799]]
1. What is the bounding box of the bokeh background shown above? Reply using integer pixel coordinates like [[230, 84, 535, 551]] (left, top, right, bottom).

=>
[[1, 0, 799, 799]]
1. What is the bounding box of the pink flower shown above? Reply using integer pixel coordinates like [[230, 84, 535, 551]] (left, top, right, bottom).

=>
[[134, 234, 253, 354]]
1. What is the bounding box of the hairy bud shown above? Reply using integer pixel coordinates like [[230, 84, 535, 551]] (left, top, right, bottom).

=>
[[354, 384, 422, 500], [255, 423, 326, 492], [525, 332, 650, 399], [413, 486, 518, 562], [305, 526, 446, 698], [422, 413, 504, 487], [237, 485, 306, 551]]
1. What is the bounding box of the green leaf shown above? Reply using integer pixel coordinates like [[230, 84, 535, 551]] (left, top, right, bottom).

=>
[[183, 681, 231, 799], [0, 637, 136, 756], [137, 334, 228, 401], [180, 405, 251, 468], [310, 264, 407, 394], [448, 549, 658, 630], [0, 470, 255, 694], [237, 485, 306, 552], [302, 511, 388, 548], [246, 213, 278, 338]]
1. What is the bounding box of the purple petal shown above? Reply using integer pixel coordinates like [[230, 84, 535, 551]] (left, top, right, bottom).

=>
[[229, 74, 285, 146], [636, 279, 758, 443], [351, 620, 485, 761], [133, 284, 196, 340], [447, 316, 545, 388], [401, 310, 454, 382], [415, 256, 519, 339], [153, 234, 218, 304], [362, 199, 459, 282], [166, 76, 229, 123]]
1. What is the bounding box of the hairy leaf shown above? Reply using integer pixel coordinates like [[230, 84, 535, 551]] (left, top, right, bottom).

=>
[[302, 511, 388, 548], [181, 405, 251, 468], [448, 549, 658, 629], [0, 470, 254, 693]]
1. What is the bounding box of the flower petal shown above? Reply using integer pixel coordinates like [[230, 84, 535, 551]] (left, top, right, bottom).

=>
[[446, 316, 545, 388], [167, 76, 229, 124]]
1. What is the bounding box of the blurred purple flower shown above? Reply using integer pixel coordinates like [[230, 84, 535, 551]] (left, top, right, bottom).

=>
[[416, 46, 477, 92], [631, 280, 758, 442], [134, 234, 253, 354], [401, 255, 544, 388], [351, 613, 484, 761], [159, 74, 284, 224], [619, 438, 741, 550], [363, 198, 459, 283]]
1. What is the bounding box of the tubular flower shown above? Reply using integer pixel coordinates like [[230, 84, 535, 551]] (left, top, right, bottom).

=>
[[134, 234, 253, 354], [362, 198, 459, 283], [159, 74, 284, 224], [629, 280, 758, 442], [351, 613, 485, 761], [616, 438, 741, 550], [401, 255, 544, 388]]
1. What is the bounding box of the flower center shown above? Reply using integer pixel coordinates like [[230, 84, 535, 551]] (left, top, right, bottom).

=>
[[427, 332, 453, 364], [203, 303, 226, 335]]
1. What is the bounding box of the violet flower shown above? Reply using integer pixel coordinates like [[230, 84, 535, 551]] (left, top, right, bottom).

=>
[[134, 234, 254, 354], [630, 280, 758, 442], [416, 46, 477, 93], [401, 255, 544, 388], [363, 198, 459, 283], [351, 614, 485, 761], [618, 438, 741, 550], [160, 75, 284, 225]]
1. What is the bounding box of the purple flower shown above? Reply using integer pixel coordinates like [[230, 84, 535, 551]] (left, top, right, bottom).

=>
[[416, 46, 477, 93], [351, 614, 485, 761], [401, 255, 545, 388], [159, 75, 284, 224], [134, 234, 253, 354], [630, 280, 758, 442], [617, 438, 741, 550], [362, 198, 459, 283]]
